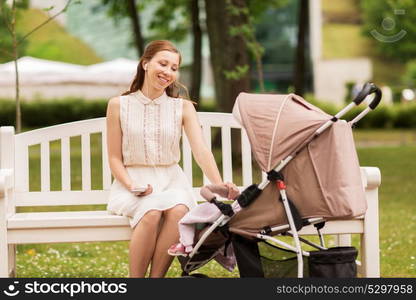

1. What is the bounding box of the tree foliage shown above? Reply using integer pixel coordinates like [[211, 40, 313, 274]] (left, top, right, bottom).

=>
[[147, 0, 190, 42], [361, 0, 416, 62], [403, 59, 416, 86], [0, 0, 28, 62], [0, 0, 75, 132], [95, 0, 146, 56]]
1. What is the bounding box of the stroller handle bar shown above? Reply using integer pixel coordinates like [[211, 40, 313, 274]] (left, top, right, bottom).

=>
[[353, 82, 382, 109], [349, 83, 382, 126], [273, 82, 383, 175]]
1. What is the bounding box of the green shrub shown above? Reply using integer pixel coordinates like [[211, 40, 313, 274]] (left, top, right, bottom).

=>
[[358, 105, 394, 129], [0, 99, 16, 126], [403, 60, 416, 87], [391, 86, 406, 104], [305, 94, 416, 129], [0, 98, 108, 128], [392, 103, 416, 128], [1, 97, 416, 129], [343, 106, 365, 126], [304, 93, 338, 115]]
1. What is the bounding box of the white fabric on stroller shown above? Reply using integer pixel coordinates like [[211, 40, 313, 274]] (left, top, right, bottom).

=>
[[178, 194, 241, 271]]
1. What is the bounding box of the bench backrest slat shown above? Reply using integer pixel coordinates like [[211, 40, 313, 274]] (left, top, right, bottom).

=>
[[14, 139, 29, 193], [241, 129, 253, 186], [40, 141, 50, 191], [181, 130, 193, 184], [61, 137, 71, 191], [81, 133, 91, 191], [221, 126, 232, 183], [9, 113, 249, 207], [101, 131, 112, 190], [201, 125, 212, 185]]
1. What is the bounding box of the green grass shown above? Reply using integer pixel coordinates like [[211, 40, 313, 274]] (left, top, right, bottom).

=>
[[353, 129, 416, 147], [357, 146, 416, 277], [14, 9, 102, 65], [15, 130, 416, 277]]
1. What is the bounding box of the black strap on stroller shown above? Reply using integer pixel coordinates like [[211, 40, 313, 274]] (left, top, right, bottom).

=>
[[209, 198, 234, 217]]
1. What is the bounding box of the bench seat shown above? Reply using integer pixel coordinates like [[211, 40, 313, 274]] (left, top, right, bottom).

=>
[[8, 210, 129, 229], [8, 210, 364, 233]]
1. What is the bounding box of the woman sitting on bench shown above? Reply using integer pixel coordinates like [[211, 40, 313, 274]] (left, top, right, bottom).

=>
[[105, 40, 238, 278]]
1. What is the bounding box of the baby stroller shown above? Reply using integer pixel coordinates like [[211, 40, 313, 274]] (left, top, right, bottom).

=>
[[178, 83, 382, 278]]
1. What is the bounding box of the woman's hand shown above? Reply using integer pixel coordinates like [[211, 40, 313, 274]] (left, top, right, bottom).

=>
[[129, 184, 153, 197], [223, 182, 240, 200]]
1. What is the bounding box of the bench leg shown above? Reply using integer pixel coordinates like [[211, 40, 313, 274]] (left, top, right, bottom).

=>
[[8, 245, 16, 277], [361, 188, 380, 278], [335, 234, 378, 278], [335, 234, 351, 246], [0, 241, 8, 277], [0, 237, 15, 278], [360, 230, 380, 277]]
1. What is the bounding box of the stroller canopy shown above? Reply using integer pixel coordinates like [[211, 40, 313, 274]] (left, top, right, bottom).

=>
[[233, 92, 331, 172], [231, 93, 366, 232]]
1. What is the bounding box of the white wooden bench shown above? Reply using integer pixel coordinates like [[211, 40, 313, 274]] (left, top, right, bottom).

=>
[[0, 112, 381, 277]]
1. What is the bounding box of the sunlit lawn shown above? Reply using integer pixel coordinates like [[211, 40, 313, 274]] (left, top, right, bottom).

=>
[[355, 145, 416, 278], [15, 130, 416, 277]]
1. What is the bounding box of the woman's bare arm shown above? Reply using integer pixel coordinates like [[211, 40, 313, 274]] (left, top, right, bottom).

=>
[[106, 97, 133, 190], [105, 97, 152, 196], [182, 100, 223, 185]]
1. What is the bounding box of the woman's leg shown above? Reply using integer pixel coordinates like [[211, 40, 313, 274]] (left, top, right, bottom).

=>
[[129, 210, 162, 277], [149, 204, 189, 278]]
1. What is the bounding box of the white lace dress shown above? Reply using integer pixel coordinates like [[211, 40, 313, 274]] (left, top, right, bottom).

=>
[[107, 90, 197, 228]]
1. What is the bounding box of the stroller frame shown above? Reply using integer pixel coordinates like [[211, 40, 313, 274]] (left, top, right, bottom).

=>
[[187, 83, 382, 278]]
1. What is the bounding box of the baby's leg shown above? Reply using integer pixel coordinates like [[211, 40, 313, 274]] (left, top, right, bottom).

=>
[[178, 223, 197, 252]]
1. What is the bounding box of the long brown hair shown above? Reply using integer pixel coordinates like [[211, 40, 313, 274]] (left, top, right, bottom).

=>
[[122, 40, 189, 99]]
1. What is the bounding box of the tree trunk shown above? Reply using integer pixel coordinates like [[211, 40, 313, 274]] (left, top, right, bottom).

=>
[[189, 0, 202, 103], [1, 0, 69, 132], [204, 0, 250, 113], [127, 0, 144, 57], [294, 0, 309, 97], [205, 0, 250, 156], [13, 48, 20, 133], [10, 1, 21, 133]]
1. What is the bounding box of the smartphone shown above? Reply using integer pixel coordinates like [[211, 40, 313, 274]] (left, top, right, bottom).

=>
[[131, 185, 148, 193]]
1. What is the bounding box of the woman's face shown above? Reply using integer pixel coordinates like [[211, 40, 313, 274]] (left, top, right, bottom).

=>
[[143, 50, 180, 92]]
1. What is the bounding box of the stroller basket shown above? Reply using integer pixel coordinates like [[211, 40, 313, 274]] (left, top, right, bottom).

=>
[[260, 242, 358, 278], [308, 246, 358, 278]]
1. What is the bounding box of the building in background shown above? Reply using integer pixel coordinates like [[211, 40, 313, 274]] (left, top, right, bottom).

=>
[[310, 0, 372, 104]]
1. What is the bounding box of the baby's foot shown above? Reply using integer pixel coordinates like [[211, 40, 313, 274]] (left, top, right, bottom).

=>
[[167, 243, 189, 257]]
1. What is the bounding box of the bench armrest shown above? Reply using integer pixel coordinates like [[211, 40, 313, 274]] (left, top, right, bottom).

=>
[[360, 166, 381, 190]]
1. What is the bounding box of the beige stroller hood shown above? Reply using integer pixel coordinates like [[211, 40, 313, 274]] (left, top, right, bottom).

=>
[[230, 93, 367, 233]]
